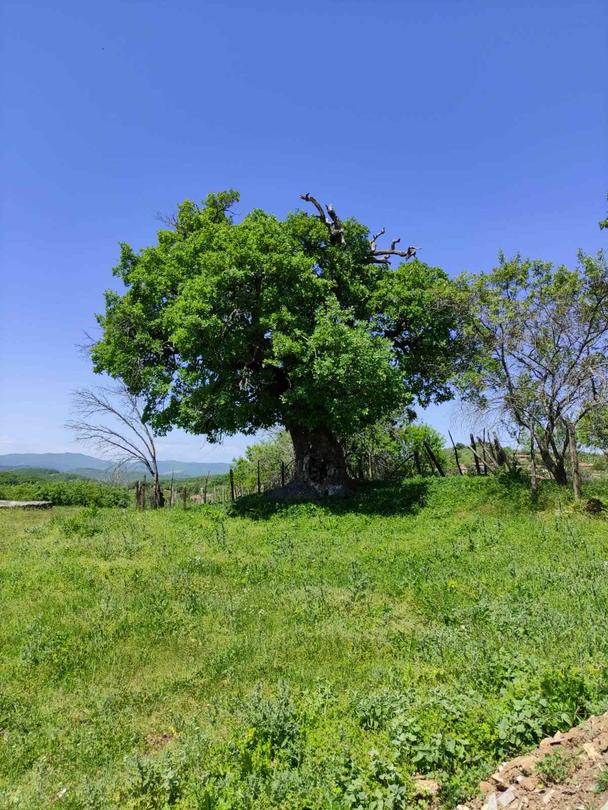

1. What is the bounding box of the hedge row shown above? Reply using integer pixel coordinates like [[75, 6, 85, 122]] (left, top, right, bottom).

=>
[[0, 480, 131, 507]]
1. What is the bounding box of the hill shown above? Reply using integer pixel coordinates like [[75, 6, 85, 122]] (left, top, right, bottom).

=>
[[0, 452, 231, 480]]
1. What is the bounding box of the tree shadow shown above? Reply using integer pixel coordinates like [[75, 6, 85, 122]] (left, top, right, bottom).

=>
[[229, 479, 430, 520]]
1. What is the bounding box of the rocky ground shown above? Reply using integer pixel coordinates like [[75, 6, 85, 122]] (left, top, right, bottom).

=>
[[456, 712, 608, 809]]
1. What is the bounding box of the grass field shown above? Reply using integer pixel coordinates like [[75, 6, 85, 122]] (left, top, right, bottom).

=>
[[1, 476, 608, 809]]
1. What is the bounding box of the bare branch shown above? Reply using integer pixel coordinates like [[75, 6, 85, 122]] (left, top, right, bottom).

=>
[[67, 382, 164, 506], [156, 210, 179, 229], [373, 245, 420, 260], [299, 193, 346, 245], [325, 203, 345, 246], [369, 228, 386, 250], [299, 194, 328, 224]]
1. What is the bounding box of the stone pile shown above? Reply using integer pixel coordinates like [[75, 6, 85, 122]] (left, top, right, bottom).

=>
[[458, 712, 608, 810]]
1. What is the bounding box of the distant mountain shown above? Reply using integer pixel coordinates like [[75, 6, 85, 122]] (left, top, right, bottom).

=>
[[0, 453, 109, 472], [0, 453, 231, 480]]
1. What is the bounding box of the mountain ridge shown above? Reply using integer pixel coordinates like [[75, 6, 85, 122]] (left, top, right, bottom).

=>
[[0, 453, 231, 480]]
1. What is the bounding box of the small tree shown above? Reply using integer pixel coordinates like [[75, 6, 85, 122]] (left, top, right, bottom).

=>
[[461, 251, 608, 497], [67, 385, 165, 507], [232, 431, 294, 492], [343, 419, 446, 479], [91, 191, 469, 497]]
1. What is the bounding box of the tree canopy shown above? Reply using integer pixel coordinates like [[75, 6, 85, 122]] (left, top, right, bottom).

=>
[[92, 191, 466, 492], [460, 250, 608, 487]]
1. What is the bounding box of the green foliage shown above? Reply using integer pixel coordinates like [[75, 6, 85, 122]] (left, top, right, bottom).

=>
[[536, 750, 577, 785], [595, 766, 608, 792], [579, 406, 608, 455], [344, 419, 446, 479], [460, 250, 608, 484], [0, 468, 86, 484], [599, 194, 608, 230], [232, 431, 294, 491], [92, 192, 465, 445], [0, 479, 130, 507], [2, 476, 608, 808]]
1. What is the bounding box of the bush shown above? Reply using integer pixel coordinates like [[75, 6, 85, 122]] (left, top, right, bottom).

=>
[[0, 480, 130, 507]]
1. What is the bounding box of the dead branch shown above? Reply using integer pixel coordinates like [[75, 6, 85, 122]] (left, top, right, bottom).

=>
[[299, 193, 345, 245], [300, 193, 418, 261], [67, 383, 165, 507], [370, 228, 386, 251]]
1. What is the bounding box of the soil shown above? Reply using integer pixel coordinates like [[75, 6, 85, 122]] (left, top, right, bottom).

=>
[[458, 712, 608, 809]]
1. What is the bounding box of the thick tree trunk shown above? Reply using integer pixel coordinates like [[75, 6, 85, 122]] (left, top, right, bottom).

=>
[[270, 426, 352, 498], [537, 444, 568, 486], [153, 474, 165, 508]]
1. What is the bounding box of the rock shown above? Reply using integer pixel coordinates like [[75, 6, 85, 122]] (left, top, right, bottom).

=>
[[595, 732, 608, 752], [541, 790, 554, 805], [497, 788, 517, 806], [516, 776, 539, 791], [582, 742, 600, 760], [513, 755, 537, 776], [483, 794, 498, 810], [0, 500, 52, 509], [490, 772, 510, 790]]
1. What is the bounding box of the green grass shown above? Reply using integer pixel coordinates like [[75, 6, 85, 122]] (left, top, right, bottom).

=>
[[1, 477, 608, 809]]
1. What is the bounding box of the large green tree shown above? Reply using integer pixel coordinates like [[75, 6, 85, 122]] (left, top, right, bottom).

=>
[[92, 191, 466, 495]]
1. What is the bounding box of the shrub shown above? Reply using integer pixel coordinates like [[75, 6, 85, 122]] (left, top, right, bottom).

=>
[[0, 480, 130, 507]]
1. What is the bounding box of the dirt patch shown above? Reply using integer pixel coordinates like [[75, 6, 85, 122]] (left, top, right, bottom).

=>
[[459, 712, 608, 809], [144, 730, 175, 752]]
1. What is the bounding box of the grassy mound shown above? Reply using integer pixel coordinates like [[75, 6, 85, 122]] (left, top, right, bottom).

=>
[[1, 477, 607, 808]]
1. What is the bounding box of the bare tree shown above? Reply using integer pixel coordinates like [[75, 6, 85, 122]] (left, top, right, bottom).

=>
[[67, 384, 165, 507]]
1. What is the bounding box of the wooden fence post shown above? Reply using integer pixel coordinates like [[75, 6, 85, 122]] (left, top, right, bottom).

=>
[[470, 434, 481, 475], [448, 431, 463, 475], [182, 487, 187, 509], [229, 469, 235, 502], [142, 476, 147, 508], [423, 440, 446, 477], [281, 461, 286, 487], [481, 430, 489, 475]]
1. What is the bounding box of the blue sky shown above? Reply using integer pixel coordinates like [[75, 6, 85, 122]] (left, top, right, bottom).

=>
[[1, 0, 606, 462]]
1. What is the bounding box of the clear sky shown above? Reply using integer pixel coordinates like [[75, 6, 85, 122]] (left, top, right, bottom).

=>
[[1, 0, 606, 462]]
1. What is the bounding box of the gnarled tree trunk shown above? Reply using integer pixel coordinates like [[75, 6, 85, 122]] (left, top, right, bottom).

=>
[[274, 426, 352, 498]]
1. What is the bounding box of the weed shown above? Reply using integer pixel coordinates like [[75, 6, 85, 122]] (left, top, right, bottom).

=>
[[536, 749, 577, 784], [595, 766, 608, 793]]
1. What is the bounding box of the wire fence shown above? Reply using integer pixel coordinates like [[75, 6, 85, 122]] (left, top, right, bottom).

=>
[[133, 460, 296, 508], [132, 432, 543, 508]]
